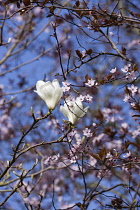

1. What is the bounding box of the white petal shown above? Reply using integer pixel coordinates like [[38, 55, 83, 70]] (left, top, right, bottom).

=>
[[34, 81, 46, 101], [53, 88, 63, 104], [52, 79, 60, 89], [35, 79, 63, 110], [67, 112, 78, 124], [80, 106, 89, 117], [60, 106, 69, 119], [36, 80, 45, 90], [73, 103, 84, 118]]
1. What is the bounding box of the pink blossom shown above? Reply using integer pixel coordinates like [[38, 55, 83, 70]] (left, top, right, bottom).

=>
[[33, 7, 43, 16], [62, 81, 71, 86], [121, 122, 128, 129], [127, 39, 140, 48], [110, 67, 116, 73], [106, 152, 113, 160], [89, 156, 97, 167], [121, 65, 129, 73], [131, 102, 136, 108], [123, 94, 130, 102], [92, 122, 96, 127], [85, 79, 97, 87], [70, 155, 77, 163], [93, 133, 105, 143], [67, 95, 75, 102], [77, 95, 85, 102], [126, 71, 136, 81], [106, 140, 122, 150], [109, 32, 114, 37], [83, 128, 92, 137], [62, 86, 70, 92], [85, 94, 93, 102], [132, 129, 140, 138], [44, 154, 60, 165], [62, 80, 71, 92], [128, 84, 138, 96], [23, 197, 38, 206]]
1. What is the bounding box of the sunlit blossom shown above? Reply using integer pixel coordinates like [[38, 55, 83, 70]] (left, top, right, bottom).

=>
[[127, 39, 140, 48], [85, 94, 93, 102], [85, 79, 97, 87], [121, 122, 128, 129], [62, 86, 70, 92], [109, 31, 114, 36], [77, 95, 85, 102], [131, 102, 136, 108], [62, 81, 71, 86], [121, 64, 131, 73], [123, 94, 130, 102], [126, 71, 136, 81], [110, 67, 116, 73], [132, 128, 140, 138], [128, 84, 138, 96], [106, 140, 122, 150], [83, 128, 92, 137]]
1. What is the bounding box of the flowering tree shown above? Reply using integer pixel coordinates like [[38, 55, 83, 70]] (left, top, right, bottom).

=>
[[0, 0, 140, 209]]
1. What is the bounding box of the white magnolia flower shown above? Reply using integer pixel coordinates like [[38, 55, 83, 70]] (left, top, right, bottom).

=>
[[60, 98, 88, 125], [34, 79, 63, 110]]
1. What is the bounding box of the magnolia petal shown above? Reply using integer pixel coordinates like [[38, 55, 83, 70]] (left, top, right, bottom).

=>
[[52, 79, 61, 89], [34, 81, 46, 101], [60, 106, 69, 119], [53, 88, 63, 106], [60, 98, 88, 125], [36, 80, 45, 90], [80, 106, 89, 117], [72, 103, 85, 118], [61, 105, 78, 125], [68, 112, 78, 124]]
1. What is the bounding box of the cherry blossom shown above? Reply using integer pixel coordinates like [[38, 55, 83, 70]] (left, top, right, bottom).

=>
[[109, 31, 114, 37], [77, 95, 85, 102], [132, 126, 140, 138], [83, 128, 92, 137], [131, 102, 136, 108], [128, 84, 138, 96], [123, 94, 130, 102], [106, 140, 122, 150], [121, 64, 131, 73], [106, 152, 113, 160], [127, 39, 140, 48], [93, 133, 106, 143], [126, 71, 136, 80], [121, 122, 128, 129], [85, 94, 93, 102], [62, 81, 71, 92], [62, 85, 70, 92], [110, 67, 116, 73], [85, 79, 97, 87]]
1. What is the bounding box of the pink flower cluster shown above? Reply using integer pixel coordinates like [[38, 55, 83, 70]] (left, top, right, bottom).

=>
[[77, 94, 93, 103], [62, 81, 71, 92], [83, 128, 92, 137]]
